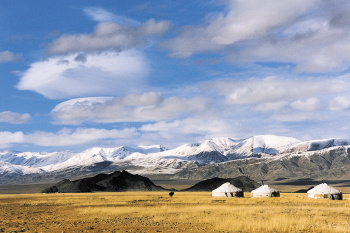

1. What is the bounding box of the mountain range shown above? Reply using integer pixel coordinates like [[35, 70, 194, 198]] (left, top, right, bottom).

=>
[[1, 135, 350, 185]]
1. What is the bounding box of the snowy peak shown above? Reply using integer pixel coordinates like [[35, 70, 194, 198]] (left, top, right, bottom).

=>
[[250, 135, 301, 154], [226, 135, 301, 158], [210, 137, 242, 149], [83, 146, 130, 160], [153, 137, 238, 163], [169, 137, 239, 156]]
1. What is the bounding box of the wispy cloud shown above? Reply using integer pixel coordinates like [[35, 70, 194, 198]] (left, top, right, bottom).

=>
[[0, 111, 31, 124], [138, 115, 238, 146], [83, 7, 140, 25], [162, 0, 316, 57], [290, 98, 322, 112], [330, 96, 350, 111], [0, 51, 22, 62], [210, 76, 349, 106], [51, 93, 210, 125], [47, 18, 170, 55], [162, 0, 350, 73], [0, 127, 137, 149]]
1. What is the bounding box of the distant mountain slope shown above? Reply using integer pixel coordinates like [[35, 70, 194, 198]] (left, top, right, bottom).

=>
[[184, 176, 261, 192], [173, 145, 350, 180], [42, 170, 166, 193]]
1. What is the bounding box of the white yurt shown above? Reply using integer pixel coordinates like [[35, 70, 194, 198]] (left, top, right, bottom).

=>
[[307, 183, 343, 200], [212, 182, 243, 197], [251, 185, 280, 198]]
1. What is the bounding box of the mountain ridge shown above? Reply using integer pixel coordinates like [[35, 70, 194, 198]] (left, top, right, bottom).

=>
[[1, 135, 350, 185]]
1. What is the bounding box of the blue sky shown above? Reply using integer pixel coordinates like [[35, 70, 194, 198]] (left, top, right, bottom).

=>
[[1, 0, 350, 152]]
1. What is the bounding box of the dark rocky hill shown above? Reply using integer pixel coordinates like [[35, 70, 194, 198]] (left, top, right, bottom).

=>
[[42, 170, 166, 193], [184, 176, 261, 192]]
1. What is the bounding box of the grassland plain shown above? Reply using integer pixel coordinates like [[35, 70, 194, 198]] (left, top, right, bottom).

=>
[[1, 192, 350, 232]]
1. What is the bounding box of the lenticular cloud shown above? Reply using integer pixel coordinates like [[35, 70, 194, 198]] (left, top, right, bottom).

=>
[[17, 50, 149, 99]]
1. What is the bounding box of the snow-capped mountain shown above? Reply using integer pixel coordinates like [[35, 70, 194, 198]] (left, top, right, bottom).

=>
[[225, 135, 301, 158], [0, 150, 75, 167], [1, 135, 350, 185], [0, 145, 166, 172]]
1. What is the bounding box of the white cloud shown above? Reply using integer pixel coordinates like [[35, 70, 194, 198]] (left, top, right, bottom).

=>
[[210, 0, 314, 45], [162, 0, 350, 73], [291, 98, 322, 111], [47, 19, 170, 55], [0, 127, 137, 148], [211, 76, 349, 105], [273, 112, 323, 122], [17, 9, 170, 101], [0, 51, 22, 62], [83, 7, 140, 25], [16, 51, 149, 99], [141, 117, 233, 135], [163, 0, 317, 58], [138, 19, 171, 36], [140, 120, 180, 132], [139, 116, 237, 146], [228, 19, 350, 72], [26, 128, 137, 147], [0, 131, 25, 149], [0, 111, 31, 124], [330, 96, 350, 111], [253, 101, 288, 112], [48, 22, 137, 54], [51, 93, 210, 124]]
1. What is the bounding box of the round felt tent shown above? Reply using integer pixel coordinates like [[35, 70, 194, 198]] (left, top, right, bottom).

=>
[[307, 183, 342, 200], [212, 182, 243, 197], [251, 185, 280, 198]]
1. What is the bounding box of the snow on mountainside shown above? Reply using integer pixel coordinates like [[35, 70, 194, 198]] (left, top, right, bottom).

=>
[[0, 161, 43, 175], [307, 139, 350, 151], [2, 135, 350, 184], [211, 137, 242, 148], [0, 145, 166, 172], [0, 150, 76, 167], [146, 137, 240, 164], [38, 145, 167, 172], [285, 138, 350, 154], [224, 135, 301, 159]]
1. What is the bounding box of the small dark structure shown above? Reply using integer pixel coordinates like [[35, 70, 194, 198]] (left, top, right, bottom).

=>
[[169, 191, 174, 197]]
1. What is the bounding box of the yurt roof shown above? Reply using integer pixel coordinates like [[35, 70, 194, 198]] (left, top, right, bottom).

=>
[[251, 185, 278, 194], [212, 182, 242, 193], [307, 183, 341, 194]]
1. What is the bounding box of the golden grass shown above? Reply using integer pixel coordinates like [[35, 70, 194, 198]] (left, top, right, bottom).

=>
[[1, 192, 350, 232]]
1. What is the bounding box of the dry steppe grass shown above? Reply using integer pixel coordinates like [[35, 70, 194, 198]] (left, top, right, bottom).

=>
[[1, 192, 350, 232]]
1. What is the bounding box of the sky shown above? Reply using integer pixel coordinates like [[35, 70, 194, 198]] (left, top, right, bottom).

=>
[[1, 0, 350, 152]]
